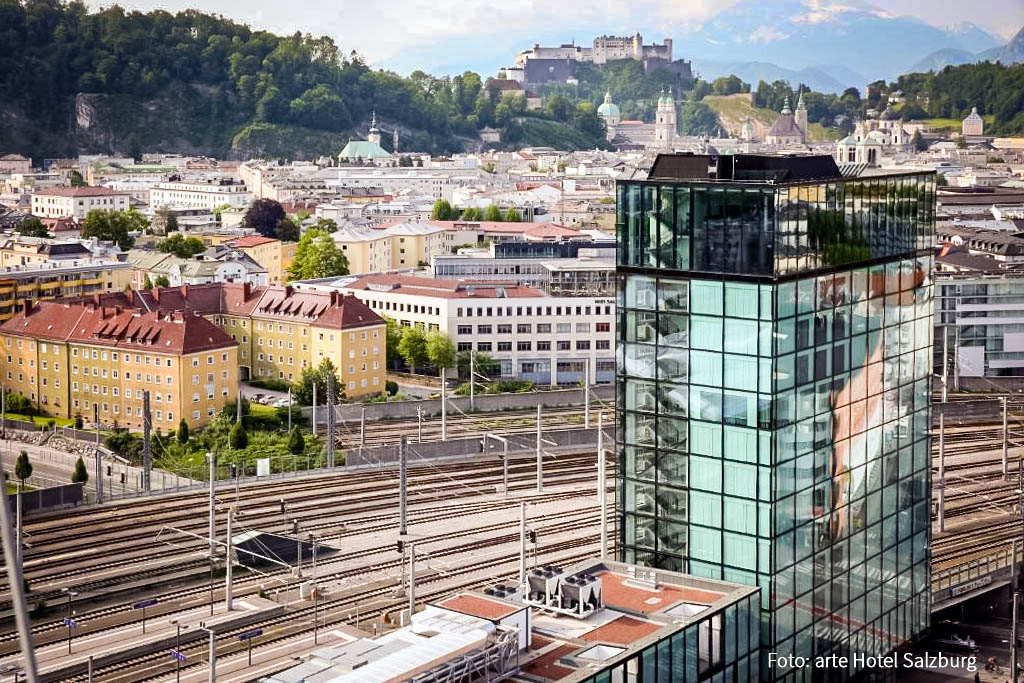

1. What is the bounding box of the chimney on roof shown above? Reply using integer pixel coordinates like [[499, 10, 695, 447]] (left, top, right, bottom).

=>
[[329, 290, 339, 306], [23, 300, 32, 316], [92, 293, 101, 308], [242, 281, 252, 300], [115, 305, 122, 315], [152, 287, 160, 303], [284, 285, 293, 297], [181, 284, 189, 298]]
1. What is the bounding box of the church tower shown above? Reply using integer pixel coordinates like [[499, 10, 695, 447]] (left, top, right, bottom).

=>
[[654, 89, 677, 147], [794, 90, 808, 143], [368, 111, 381, 145], [392, 127, 399, 153]]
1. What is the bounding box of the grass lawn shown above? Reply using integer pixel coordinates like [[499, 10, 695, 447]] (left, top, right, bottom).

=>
[[249, 403, 278, 416], [5, 413, 75, 428], [6, 483, 33, 494]]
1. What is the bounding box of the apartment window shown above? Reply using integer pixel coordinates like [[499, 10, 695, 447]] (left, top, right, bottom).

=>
[[556, 323, 571, 334], [477, 342, 492, 352], [477, 325, 492, 334], [557, 341, 571, 351], [517, 324, 532, 334], [537, 324, 551, 334], [576, 340, 591, 350], [457, 342, 472, 352], [457, 325, 472, 335], [596, 322, 611, 332], [537, 341, 551, 351], [517, 341, 531, 351], [576, 323, 591, 333], [497, 325, 512, 334], [596, 340, 610, 350], [497, 342, 512, 352]]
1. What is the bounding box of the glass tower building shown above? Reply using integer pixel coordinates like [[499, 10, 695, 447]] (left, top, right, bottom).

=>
[[615, 154, 935, 682]]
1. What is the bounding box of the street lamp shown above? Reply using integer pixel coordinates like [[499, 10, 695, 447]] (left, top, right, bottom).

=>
[[169, 619, 185, 683], [61, 588, 78, 654]]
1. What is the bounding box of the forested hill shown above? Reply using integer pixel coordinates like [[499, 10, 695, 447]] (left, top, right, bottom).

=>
[[0, 2, 609, 160]]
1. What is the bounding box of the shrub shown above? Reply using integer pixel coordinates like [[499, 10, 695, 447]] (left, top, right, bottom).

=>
[[74, 413, 84, 429], [247, 378, 292, 392], [385, 380, 398, 396], [71, 457, 88, 484], [230, 422, 249, 450], [287, 426, 305, 455], [177, 419, 190, 444]]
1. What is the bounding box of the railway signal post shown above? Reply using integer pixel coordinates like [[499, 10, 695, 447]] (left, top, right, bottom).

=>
[[225, 507, 234, 612], [938, 414, 946, 532], [1005, 396, 1010, 480], [312, 382, 317, 437], [399, 436, 407, 535], [598, 411, 607, 559], [0, 479, 38, 682], [584, 363, 590, 429], [327, 372, 336, 468], [441, 367, 447, 441], [143, 390, 152, 492], [536, 405, 543, 493]]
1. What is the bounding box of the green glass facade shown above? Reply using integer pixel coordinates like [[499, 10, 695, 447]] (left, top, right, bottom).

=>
[[616, 162, 936, 682], [573, 591, 761, 683]]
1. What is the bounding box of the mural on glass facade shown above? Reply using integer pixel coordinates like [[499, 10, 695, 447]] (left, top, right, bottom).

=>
[[615, 156, 936, 683]]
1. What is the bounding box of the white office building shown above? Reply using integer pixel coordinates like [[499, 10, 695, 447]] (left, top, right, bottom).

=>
[[31, 187, 131, 219], [148, 179, 252, 210], [310, 274, 616, 384]]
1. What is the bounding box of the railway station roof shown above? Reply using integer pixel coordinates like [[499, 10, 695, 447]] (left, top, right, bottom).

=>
[[265, 558, 757, 683]]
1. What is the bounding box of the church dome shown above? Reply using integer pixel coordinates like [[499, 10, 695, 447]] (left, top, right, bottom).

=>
[[597, 92, 620, 118]]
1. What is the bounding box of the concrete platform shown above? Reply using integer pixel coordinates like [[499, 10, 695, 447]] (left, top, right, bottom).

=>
[[3, 596, 282, 683]]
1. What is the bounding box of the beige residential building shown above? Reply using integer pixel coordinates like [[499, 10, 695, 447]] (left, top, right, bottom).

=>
[[331, 226, 392, 275], [0, 259, 133, 322], [223, 236, 297, 285]]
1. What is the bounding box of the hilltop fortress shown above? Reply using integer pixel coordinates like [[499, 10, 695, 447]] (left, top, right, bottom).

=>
[[501, 33, 692, 90]]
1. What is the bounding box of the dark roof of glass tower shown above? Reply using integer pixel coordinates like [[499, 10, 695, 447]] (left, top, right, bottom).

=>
[[648, 153, 845, 184]]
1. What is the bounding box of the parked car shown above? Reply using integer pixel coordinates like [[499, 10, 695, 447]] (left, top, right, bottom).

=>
[[934, 634, 977, 652]]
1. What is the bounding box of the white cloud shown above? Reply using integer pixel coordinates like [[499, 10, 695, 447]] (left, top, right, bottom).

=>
[[749, 24, 790, 42]]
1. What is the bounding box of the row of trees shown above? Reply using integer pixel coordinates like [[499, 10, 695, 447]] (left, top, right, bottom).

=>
[[430, 200, 522, 222]]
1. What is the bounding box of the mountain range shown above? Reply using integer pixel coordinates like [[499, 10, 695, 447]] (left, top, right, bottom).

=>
[[663, 0, 1021, 92], [910, 26, 1024, 73]]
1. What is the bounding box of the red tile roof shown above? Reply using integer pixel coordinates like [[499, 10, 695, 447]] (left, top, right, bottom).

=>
[[227, 236, 278, 248], [523, 225, 582, 238], [35, 186, 126, 197], [1, 301, 236, 355], [69, 282, 384, 331]]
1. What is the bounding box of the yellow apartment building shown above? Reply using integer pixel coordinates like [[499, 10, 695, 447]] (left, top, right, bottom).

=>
[[224, 236, 297, 284], [0, 300, 238, 429], [330, 226, 392, 275], [101, 282, 386, 398], [0, 260, 133, 322]]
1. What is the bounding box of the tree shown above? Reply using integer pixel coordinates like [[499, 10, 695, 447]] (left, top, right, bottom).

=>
[[287, 228, 349, 280], [154, 275, 170, 287], [14, 450, 32, 488], [177, 419, 190, 444], [81, 209, 136, 250], [955, 136, 968, 149], [275, 216, 300, 242], [158, 234, 206, 258], [461, 207, 483, 221], [15, 216, 48, 238], [292, 358, 342, 405], [229, 421, 248, 449], [912, 130, 927, 152], [287, 425, 304, 455], [431, 199, 457, 220], [68, 170, 85, 187], [5, 393, 33, 415], [155, 207, 179, 234], [213, 204, 232, 221], [241, 199, 286, 238], [384, 316, 402, 369], [106, 430, 142, 460], [71, 457, 88, 484], [143, 275, 153, 289], [678, 102, 719, 136], [426, 330, 456, 370], [398, 326, 429, 374], [483, 205, 504, 222], [456, 350, 496, 380], [710, 75, 747, 96], [504, 208, 522, 222]]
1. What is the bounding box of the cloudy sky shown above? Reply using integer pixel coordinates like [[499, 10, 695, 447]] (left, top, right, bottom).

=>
[[92, 0, 1024, 75]]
